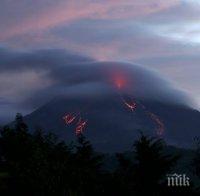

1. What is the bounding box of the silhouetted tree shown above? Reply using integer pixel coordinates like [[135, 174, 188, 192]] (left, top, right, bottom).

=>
[[0, 115, 74, 196], [0, 114, 33, 195], [15, 113, 28, 133], [133, 133, 179, 196], [69, 134, 104, 196], [23, 129, 74, 196], [113, 153, 135, 195], [0, 115, 199, 196]]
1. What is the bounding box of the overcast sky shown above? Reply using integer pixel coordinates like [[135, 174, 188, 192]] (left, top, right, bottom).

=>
[[0, 0, 200, 122]]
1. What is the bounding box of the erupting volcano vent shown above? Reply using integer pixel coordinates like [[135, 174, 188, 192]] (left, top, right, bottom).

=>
[[114, 76, 126, 90], [62, 67, 166, 137], [112, 70, 165, 136], [22, 61, 200, 152], [108, 67, 130, 91], [113, 69, 165, 136]]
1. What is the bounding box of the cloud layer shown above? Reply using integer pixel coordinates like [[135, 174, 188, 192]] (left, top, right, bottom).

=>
[[0, 48, 192, 123], [0, 0, 178, 40]]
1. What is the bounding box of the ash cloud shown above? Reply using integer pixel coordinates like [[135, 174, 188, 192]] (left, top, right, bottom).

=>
[[0, 47, 193, 123]]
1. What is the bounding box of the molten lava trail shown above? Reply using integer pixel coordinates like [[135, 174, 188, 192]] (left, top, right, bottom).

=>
[[63, 112, 88, 136], [113, 70, 165, 136], [63, 114, 76, 125], [76, 118, 87, 136], [122, 97, 137, 112], [147, 111, 164, 136], [138, 101, 165, 136], [119, 92, 165, 136]]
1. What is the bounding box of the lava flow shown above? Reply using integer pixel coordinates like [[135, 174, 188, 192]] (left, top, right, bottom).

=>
[[63, 112, 88, 136], [63, 114, 76, 125], [121, 96, 165, 136], [147, 112, 164, 136], [123, 98, 137, 111], [76, 118, 87, 136]]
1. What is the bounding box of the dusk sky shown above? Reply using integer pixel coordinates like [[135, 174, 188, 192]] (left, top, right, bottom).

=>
[[1, 0, 200, 123]]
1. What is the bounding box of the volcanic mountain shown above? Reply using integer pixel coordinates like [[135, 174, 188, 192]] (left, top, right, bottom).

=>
[[23, 92, 200, 152], [18, 61, 200, 152]]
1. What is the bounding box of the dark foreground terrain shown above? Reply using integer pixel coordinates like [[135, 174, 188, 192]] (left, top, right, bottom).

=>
[[0, 114, 200, 196]]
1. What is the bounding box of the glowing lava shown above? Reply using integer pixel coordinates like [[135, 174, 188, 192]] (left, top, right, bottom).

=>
[[76, 118, 87, 136], [63, 112, 88, 136], [63, 114, 76, 125], [109, 69, 129, 90], [121, 96, 165, 136], [115, 76, 126, 89], [123, 99, 137, 111], [147, 112, 164, 136]]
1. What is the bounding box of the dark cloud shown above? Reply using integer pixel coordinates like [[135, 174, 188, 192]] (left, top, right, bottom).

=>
[[0, 48, 93, 72], [0, 48, 193, 123]]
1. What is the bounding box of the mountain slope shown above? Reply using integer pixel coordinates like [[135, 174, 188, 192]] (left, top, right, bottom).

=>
[[23, 92, 200, 152]]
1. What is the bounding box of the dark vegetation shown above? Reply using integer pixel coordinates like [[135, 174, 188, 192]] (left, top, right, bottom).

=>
[[0, 113, 200, 196]]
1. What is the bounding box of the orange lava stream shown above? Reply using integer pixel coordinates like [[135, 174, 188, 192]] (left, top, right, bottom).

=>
[[63, 114, 76, 125], [123, 99, 137, 111], [63, 113, 87, 136], [76, 118, 87, 136], [147, 112, 165, 136]]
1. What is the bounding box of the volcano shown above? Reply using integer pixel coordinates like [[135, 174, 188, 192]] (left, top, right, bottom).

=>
[[9, 60, 199, 152], [23, 93, 200, 152]]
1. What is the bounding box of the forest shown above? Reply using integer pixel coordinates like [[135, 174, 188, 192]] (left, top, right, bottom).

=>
[[0, 113, 200, 196]]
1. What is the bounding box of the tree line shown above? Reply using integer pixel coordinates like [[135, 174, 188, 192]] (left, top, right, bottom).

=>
[[0, 113, 200, 196]]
